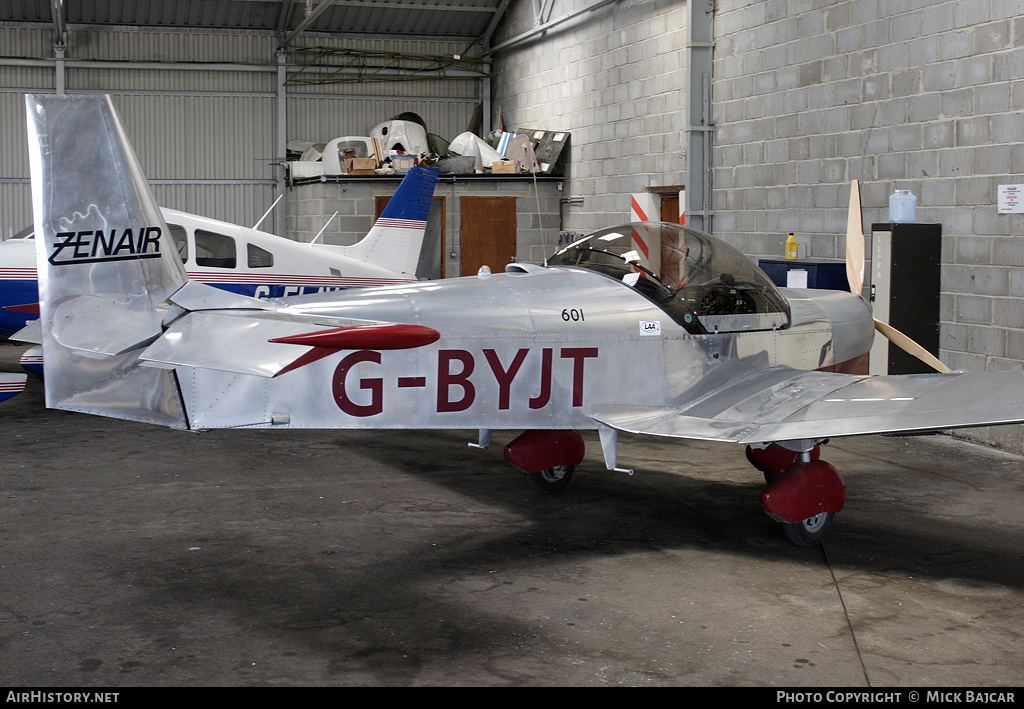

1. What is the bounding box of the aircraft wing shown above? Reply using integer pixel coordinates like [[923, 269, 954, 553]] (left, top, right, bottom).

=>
[[0, 373, 27, 404], [591, 367, 1024, 444]]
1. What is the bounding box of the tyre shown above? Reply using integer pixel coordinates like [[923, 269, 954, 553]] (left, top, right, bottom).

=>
[[782, 511, 834, 547], [525, 464, 575, 494]]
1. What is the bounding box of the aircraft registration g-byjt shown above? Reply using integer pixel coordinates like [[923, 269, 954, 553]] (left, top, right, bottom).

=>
[[26, 93, 1024, 547], [0, 162, 439, 340]]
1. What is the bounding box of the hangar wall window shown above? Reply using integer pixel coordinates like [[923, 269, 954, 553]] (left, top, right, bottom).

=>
[[168, 224, 188, 263], [195, 230, 236, 268], [247, 244, 274, 268]]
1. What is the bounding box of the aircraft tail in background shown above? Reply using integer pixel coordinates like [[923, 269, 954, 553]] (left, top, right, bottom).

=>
[[340, 165, 438, 277]]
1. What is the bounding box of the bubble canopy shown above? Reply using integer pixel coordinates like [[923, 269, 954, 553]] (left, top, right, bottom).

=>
[[546, 222, 791, 334]]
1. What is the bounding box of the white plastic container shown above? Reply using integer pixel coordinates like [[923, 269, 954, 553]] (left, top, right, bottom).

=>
[[888, 190, 917, 223]]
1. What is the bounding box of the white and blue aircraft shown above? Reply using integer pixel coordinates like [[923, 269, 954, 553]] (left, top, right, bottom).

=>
[[0, 165, 439, 341]]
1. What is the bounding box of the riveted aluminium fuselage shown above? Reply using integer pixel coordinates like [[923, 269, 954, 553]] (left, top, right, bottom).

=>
[[174, 265, 875, 432]]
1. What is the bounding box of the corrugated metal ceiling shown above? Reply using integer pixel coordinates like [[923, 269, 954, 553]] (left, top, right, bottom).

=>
[[0, 0, 510, 44]]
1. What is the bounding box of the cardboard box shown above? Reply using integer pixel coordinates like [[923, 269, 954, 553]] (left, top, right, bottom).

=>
[[392, 156, 416, 173], [492, 159, 518, 174], [345, 157, 376, 175]]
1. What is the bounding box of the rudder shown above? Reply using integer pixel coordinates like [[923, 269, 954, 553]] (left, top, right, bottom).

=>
[[26, 93, 190, 428]]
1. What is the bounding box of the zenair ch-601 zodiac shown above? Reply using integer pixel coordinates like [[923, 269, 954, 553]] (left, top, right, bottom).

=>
[[26, 93, 1024, 546]]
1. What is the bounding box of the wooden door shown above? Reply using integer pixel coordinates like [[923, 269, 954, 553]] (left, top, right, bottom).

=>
[[660, 195, 680, 223], [659, 196, 683, 286], [460, 196, 517, 276]]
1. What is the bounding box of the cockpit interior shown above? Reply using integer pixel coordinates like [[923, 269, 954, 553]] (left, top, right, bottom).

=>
[[547, 222, 791, 335]]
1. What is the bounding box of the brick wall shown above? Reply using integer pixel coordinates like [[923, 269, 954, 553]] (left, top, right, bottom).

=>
[[713, 0, 1024, 450], [491, 0, 690, 232], [493, 0, 1024, 451]]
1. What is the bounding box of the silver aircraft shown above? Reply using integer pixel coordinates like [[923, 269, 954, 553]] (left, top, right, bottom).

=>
[[27, 93, 1024, 546]]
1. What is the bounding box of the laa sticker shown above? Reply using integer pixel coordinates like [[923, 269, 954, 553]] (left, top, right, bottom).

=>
[[639, 320, 661, 336]]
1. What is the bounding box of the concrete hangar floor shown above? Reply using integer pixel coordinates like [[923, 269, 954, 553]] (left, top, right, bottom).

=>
[[1, 341, 1022, 687]]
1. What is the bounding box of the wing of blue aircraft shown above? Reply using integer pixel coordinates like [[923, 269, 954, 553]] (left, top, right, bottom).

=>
[[0, 373, 27, 403]]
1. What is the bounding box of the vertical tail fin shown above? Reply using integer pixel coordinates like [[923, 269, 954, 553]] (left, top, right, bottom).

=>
[[342, 165, 439, 276], [26, 93, 190, 427]]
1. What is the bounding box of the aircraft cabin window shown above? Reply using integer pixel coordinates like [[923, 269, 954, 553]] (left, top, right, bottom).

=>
[[168, 224, 188, 263], [195, 230, 236, 269], [546, 223, 791, 335], [247, 244, 274, 269]]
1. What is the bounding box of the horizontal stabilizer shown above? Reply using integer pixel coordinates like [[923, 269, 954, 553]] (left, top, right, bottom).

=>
[[51, 294, 167, 356], [141, 310, 413, 378], [593, 368, 1024, 444], [168, 279, 269, 313], [11, 320, 41, 345]]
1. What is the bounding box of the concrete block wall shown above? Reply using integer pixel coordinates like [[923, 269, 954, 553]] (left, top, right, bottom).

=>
[[491, 0, 1024, 452], [713, 0, 1024, 451], [491, 0, 690, 232], [288, 180, 386, 246]]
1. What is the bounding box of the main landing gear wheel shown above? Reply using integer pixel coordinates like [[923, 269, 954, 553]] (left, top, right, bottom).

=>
[[783, 511, 835, 547], [526, 464, 575, 494]]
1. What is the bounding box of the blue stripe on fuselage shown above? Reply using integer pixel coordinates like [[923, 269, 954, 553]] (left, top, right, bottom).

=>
[[0, 280, 40, 338]]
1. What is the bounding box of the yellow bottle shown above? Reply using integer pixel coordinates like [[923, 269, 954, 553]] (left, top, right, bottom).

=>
[[785, 233, 798, 260]]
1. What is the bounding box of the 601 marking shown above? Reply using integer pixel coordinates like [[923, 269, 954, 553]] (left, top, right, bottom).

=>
[[562, 308, 585, 322]]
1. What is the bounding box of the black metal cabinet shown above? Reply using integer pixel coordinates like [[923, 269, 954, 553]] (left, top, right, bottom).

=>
[[869, 223, 942, 375]]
